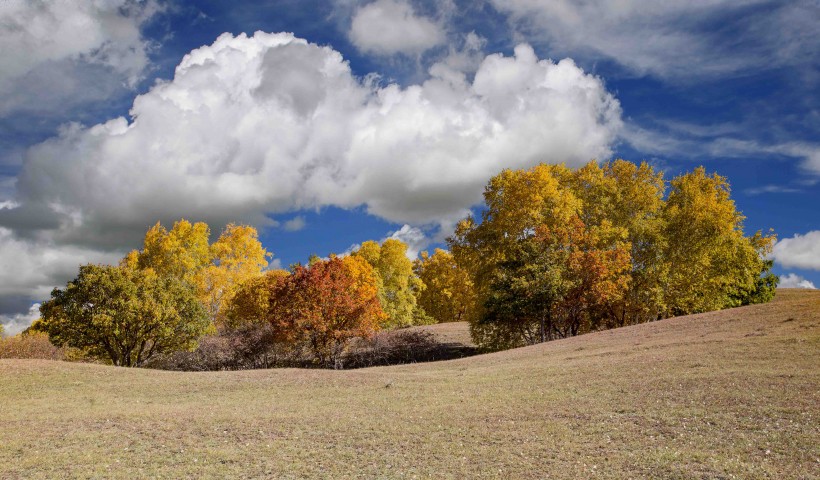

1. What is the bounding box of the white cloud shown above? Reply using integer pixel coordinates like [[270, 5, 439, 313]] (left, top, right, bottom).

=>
[[6, 32, 620, 240], [0, 0, 161, 115], [387, 224, 428, 259], [0, 31, 621, 320], [0, 303, 41, 336], [773, 231, 820, 270], [349, 0, 446, 56], [491, 0, 819, 81], [282, 216, 307, 232], [778, 273, 816, 289]]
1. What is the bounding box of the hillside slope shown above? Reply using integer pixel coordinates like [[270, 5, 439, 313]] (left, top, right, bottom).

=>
[[1, 289, 818, 479]]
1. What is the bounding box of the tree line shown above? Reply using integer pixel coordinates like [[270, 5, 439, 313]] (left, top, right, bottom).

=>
[[28, 160, 777, 366]]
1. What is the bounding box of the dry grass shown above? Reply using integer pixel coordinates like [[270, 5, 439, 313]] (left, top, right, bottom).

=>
[[1, 289, 818, 479]]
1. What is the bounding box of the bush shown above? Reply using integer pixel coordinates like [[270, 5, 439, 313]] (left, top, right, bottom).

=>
[[341, 329, 476, 369], [145, 324, 303, 371], [0, 332, 66, 360]]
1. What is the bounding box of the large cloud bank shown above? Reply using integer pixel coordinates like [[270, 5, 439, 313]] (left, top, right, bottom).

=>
[[7, 31, 621, 241], [0, 31, 621, 329]]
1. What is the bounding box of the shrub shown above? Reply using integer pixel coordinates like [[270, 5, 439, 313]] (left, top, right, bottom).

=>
[[341, 329, 477, 369], [0, 331, 66, 360]]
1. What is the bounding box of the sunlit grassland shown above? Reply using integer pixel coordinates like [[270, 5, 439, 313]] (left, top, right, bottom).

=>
[[1, 289, 818, 479]]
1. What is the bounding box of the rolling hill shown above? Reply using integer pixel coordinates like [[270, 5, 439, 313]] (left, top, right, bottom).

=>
[[1, 289, 818, 479]]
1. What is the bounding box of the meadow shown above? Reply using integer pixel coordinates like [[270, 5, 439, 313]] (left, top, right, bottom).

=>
[[1, 289, 817, 479]]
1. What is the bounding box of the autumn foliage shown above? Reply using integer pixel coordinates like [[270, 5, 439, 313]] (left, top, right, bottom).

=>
[[30, 160, 778, 367], [450, 160, 777, 350], [266, 256, 386, 368]]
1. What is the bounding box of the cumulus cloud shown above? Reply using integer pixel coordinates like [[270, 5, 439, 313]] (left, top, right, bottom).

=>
[[778, 273, 816, 289], [349, 0, 446, 56], [5, 32, 620, 241], [773, 231, 820, 270], [0, 0, 161, 115], [491, 0, 819, 81], [0, 31, 621, 328], [388, 224, 429, 259], [0, 303, 41, 336]]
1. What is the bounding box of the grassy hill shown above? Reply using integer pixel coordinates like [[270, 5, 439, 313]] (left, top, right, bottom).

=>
[[1, 289, 818, 479]]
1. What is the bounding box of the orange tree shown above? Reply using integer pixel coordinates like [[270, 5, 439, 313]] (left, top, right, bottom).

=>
[[268, 256, 386, 368]]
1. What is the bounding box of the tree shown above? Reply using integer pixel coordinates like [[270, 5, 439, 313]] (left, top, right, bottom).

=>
[[268, 256, 386, 368], [414, 249, 476, 324], [225, 269, 290, 328], [352, 239, 430, 328], [570, 160, 668, 327], [129, 220, 271, 324], [201, 224, 271, 324], [36, 264, 210, 367], [135, 219, 211, 284], [476, 216, 630, 349], [449, 163, 584, 348], [450, 161, 772, 350], [662, 167, 776, 315]]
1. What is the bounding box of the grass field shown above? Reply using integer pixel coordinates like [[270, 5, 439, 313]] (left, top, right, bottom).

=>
[[1, 289, 818, 479]]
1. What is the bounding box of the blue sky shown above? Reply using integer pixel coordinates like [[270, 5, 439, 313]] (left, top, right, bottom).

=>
[[0, 0, 818, 332]]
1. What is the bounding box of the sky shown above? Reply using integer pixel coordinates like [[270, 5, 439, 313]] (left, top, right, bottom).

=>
[[0, 0, 818, 333]]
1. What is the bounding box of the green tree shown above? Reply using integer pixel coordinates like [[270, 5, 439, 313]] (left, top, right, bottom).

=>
[[37, 264, 210, 367]]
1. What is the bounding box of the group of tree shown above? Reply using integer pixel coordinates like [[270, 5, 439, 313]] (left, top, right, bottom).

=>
[[30, 159, 777, 366], [448, 160, 777, 350], [34, 221, 270, 366], [33, 221, 437, 368]]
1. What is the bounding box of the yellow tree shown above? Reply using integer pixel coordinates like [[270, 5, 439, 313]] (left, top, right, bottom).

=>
[[134, 219, 212, 285], [569, 160, 668, 326], [662, 167, 775, 315], [414, 249, 476, 323], [129, 220, 272, 324], [352, 239, 430, 328], [224, 269, 289, 328], [201, 224, 271, 324], [449, 164, 582, 337]]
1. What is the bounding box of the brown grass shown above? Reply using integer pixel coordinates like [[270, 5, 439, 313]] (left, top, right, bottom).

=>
[[1, 289, 818, 479]]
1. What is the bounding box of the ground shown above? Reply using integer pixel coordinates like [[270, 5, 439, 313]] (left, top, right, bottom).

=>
[[1, 289, 818, 479]]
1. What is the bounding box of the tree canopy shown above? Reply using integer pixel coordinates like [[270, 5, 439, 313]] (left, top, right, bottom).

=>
[[37, 264, 210, 366], [414, 249, 476, 324], [352, 239, 431, 328]]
